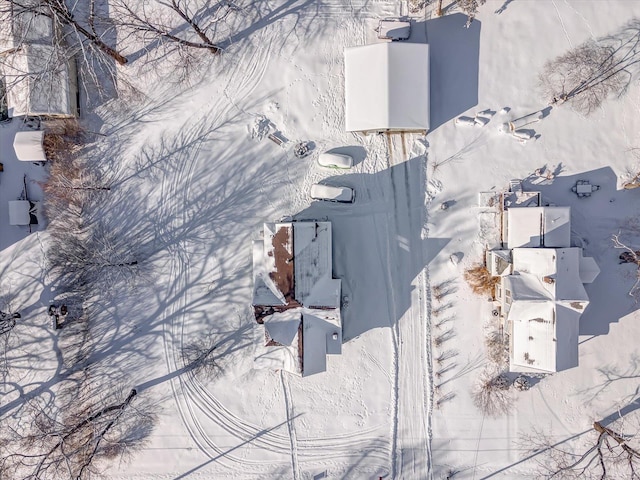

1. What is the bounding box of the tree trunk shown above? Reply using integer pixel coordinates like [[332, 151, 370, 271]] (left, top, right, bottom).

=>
[[72, 22, 129, 65]]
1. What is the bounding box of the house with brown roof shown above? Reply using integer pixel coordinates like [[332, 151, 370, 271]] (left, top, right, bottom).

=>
[[252, 221, 342, 376]]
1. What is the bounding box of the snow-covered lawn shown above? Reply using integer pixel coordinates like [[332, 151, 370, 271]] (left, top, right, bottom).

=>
[[5, 0, 640, 479]]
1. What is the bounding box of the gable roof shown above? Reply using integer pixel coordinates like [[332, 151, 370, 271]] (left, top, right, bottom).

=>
[[507, 206, 571, 248], [344, 42, 430, 132], [0, 6, 53, 53], [506, 247, 595, 373], [252, 221, 342, 376], [2, 43, 76, 118]]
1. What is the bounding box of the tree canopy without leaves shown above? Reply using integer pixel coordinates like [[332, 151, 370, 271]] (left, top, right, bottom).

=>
[[113, 0, 242, 56], [2, 0, 128, 65], [0, 388, 153, 480], [528, 414, 640, 479], [457, 0, 486, 25], [539, 21, 640, 115]]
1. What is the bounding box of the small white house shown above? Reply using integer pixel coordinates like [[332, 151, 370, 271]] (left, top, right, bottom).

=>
[[1, 44, 78, 118], [13, 130, 46, 161], [344, 42, 430, 134], [252, 221, 342, 376], [0, 5, 54, 54], [491, 205, 599, 374]]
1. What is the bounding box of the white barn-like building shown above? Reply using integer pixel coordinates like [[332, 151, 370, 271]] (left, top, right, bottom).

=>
[[344, 42, 429, 134], [0, 7, 78, 118], [489, 205, 600, 374], [252, 222, 342, 376], [1, 43, 78, 118]]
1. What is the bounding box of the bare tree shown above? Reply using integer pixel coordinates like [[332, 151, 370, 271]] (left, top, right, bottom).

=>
[[0, 387, 153, 480], [485, 329, 508, 368], [0, 311, 21, 379], [540, 23, 640, 115], [113, 0, 242, 56], [47, 221, 140, 295], [471, 367, 511, 417], [613, 233, 640, 298], [2, 0, 128, 65], [456, 0, 485, 26], [527, 414, 640, 479], [182, 338, 219, 381]]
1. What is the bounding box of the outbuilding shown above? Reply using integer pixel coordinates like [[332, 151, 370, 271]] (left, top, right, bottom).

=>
[[344, 42, 430, 134], [13, 130, 46, 162]]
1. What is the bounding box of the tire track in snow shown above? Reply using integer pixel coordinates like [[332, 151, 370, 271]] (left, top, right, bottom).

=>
[[159, 13, 395, 474], [387, 134, 431, 479], [281, 371, 301, 480]]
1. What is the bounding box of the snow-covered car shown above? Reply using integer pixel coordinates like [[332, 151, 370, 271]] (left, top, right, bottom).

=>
[[318, 152, 353, 169], [310, 184, 355, 203]]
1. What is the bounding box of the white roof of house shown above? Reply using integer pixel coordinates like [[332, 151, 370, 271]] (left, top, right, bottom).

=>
[[13, 130, 46, 161], [302, 309, 342, 376], [344, 42, 430, 132], [509, 300, 579, 372], [2, 43, 75, 118], [255, 309, 302, 375], [506, 247, 596, 373], [511, 248, 589, 302], [252, 222, 342, 376], [293, 222, 341, 308], [252, 240, 287, 306], [0, 7, 53, 53], [507, 206, 571, 248]]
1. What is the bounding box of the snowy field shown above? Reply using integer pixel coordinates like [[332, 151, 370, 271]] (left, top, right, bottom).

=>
[[4, 0, 640, 479]]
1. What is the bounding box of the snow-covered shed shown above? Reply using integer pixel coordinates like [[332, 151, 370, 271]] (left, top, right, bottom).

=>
[[252, 221, 342, 376], [344, 42, 430, 134], [13, 130, 46, 161], [1, 43, 78, 118]]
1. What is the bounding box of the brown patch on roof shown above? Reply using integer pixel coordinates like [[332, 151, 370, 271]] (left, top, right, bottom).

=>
[[270, 225, 295, 303]]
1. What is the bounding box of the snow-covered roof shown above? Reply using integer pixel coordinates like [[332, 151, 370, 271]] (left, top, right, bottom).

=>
[[507, 206, 571, 248], [509, 300, 579, 372], [252, 221, 342, 376], [13, 130, 46, 161], [486, 249, 512, 276], [2, 43, 77, 118], [255, 310, 302, 375], [9, 200, 32, 226], [252, 240, 287, 306], [302, 309, 342, 376], [264, 310, 301, 347], [294, 222, 341, 308], [505, 247, 596, 373], [0, 6, 53, 53], [579, 255, 600, 284], [344, 42, 430, 133], [511, 248, 589, 302]]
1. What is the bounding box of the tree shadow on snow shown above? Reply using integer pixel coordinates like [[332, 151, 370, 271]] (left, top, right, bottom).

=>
[[521, 166, 640, 336], [293, 155, 449, 342]]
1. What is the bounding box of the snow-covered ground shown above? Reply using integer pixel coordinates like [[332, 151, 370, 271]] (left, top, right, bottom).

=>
[[5, 0, 640, 479]]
